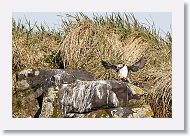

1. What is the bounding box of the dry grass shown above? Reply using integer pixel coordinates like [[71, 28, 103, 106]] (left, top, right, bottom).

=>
[[12, 19, 62, 73], [12, 13, 172, 118]]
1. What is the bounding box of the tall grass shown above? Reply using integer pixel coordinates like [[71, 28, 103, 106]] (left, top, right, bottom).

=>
[[12, 13, 172, 118], [12, 18, 63, 73]]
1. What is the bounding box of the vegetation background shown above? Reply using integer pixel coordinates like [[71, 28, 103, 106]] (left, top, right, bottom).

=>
[[12, 13, 172, 118]]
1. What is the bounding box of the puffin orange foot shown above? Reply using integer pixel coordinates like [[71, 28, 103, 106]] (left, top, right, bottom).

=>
[[115, 77, 121, 81]]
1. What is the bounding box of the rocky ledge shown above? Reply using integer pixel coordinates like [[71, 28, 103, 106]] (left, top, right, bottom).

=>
[[13, 69, 153, 118]]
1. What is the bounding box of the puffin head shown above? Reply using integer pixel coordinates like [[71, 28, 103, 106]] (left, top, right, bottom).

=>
[[116, 64, 124, 70]]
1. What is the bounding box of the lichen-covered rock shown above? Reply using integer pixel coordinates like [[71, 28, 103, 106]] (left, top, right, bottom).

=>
[[12, 88, 39, 118], [38, 80, 131, 117], [40, 87, 60, 118], [13, 69, 153, 118], [39, 81, 153, 118], [15, 69, 94, 91], [65, 109, 111, 118], [13, 69, 94, 118], [82, 105, 154, 118], [128, 83, 147, 100], [60, 80, 130, 115], [128, 104, 154, 118], [108, 107, 133, 118], [64, 105, 153, 118]]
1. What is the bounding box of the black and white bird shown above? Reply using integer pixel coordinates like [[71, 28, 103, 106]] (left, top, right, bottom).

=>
[[101, 57, 146, 82]]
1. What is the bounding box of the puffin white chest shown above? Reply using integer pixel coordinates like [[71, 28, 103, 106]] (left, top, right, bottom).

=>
[[118, 65, 128, 78]]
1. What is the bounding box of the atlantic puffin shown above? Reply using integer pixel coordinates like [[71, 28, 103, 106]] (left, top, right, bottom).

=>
[[101, 57, 146, 82]]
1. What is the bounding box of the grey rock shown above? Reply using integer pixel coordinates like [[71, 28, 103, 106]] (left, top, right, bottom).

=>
[[13, 69, 153, 118], [59, 80, 130, 115], [39, 80, 131, 117], [64, 106, 153, 118], [109, 107, 133, 118], [13, 69, 94, 118], [40, 87, 60, 118], [16, 69, 94, 91]]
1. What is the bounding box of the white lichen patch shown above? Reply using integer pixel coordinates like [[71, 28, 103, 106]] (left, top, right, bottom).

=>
[[130, 104, 153, 118], [40, 87, 58, 118], [34, 70, 40, 76], [110, 109, 117, 116], [111, 93, 119, 107], [61, 84, 68, 88], [96, 89, 102, 99], [61, 80, 118, 113], [19, 69, 33, 77], [98, 80, 108, 84], [53, 74, 62, 85]]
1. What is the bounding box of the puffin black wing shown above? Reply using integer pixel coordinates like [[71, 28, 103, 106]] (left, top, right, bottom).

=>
[[128, 57, 146, 72], [101, 60, 117, 70]]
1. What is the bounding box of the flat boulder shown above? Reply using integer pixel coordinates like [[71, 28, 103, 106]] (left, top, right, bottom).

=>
[[40, 80, 131, 117], [15, 69, 94, 91]]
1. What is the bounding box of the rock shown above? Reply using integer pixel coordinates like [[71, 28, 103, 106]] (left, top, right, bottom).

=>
[[15, 80, 30, 91], [39, 80, 153, 118], [39, 87, 61, 118], [13, 69, 94, 118], [76, 107, 133, 118], [15, 69, 94, 91], [128, 83, 147, 100], [66, 109, 111, 118], [39, 80, 130, 117], [12, 88, 39, 118], [64, 105, 153, 118], [108, 107, 133, 118], [13, 69, 153, 118], [128, 104, 154, 118], [59, 80, 130, 115], [98, 105, 153, 118]]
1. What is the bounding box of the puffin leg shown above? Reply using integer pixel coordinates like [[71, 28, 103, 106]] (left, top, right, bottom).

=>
[[120, 77, 131, 83], [127, 77, 131, 83], [115, 76, 121, 81]]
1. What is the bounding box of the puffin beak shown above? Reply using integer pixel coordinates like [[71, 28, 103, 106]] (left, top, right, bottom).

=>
[[116, 65, 119, 70]]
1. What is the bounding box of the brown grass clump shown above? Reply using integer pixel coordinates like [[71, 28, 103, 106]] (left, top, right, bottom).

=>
[[12, 19, 62, 73], [12, 13, 172, 117], [58, 19, 124, 79]]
